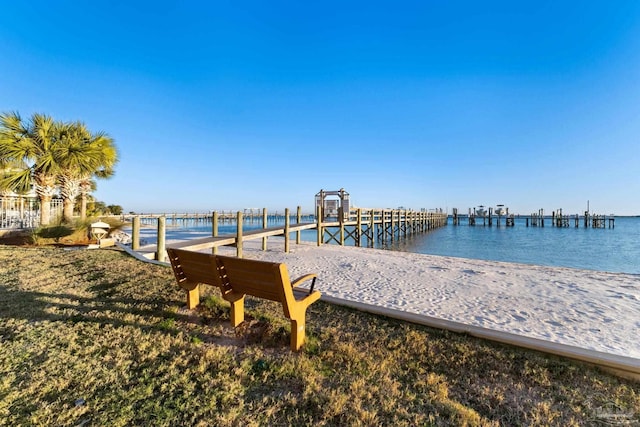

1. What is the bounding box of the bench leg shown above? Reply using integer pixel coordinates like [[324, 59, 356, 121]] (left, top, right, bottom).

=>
[[229, 295, 245, 327], [290, 318, 306, 351], [185, 286, 200, 309]]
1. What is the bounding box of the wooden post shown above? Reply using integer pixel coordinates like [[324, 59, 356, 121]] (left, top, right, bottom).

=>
[[262, 208, 268, 251], [212, 211, 219, 254], [356, 208, 362, 247], [132, 216, 140, 250], [392, 210, 396, 241], [157, 216, 166, 262], [316, 205, 323, 246], [339, 206, 345, 246], [285, 207, 290, 253], [236, 211, 243, 258], [296, 206, 302, 245], [403, 210, 408, 237], [381, 210, 387, 244], [413, 210, 417, 234], [369, 209, 375, 247], [584, 211, 589, 228]]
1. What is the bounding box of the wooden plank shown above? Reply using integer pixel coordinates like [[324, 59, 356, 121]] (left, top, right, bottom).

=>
[[171, 236, 237, 251], [290, 223, 317, 231], [217, 258, 283, 300], [244, 228, 288, 239], [242, 223, 316, 239]]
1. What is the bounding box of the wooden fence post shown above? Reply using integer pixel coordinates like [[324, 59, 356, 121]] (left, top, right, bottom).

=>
[[356, 208, 362, 247], [296, 206, 302, 245], [212, 211, 219, 254], [339, 207, 345, 246], [262, 208, 268, 251], [369, 209, 375, 247], [132, 216, 140, 250], [316, 205, 323, 246], [236, 211, 243, 258], [157, 216, 166, 262], [285, 207, 290, 253]]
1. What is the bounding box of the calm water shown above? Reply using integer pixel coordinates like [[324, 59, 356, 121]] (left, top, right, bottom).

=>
[[386, 217, 640, 274], [146, 216, 640, 274]]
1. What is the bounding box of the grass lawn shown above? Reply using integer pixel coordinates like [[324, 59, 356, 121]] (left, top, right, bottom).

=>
[[0, 246, 638, 426]]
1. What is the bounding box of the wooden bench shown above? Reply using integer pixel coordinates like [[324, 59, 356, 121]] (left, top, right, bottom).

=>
[[166, 248, 322, 351]]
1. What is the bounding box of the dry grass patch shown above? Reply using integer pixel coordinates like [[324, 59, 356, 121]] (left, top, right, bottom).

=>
[[0, 246, 638, 426]]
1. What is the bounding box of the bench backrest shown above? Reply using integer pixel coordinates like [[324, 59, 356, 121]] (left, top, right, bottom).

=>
[[215, 255, 296, 316], [166, 248, 222, 289]]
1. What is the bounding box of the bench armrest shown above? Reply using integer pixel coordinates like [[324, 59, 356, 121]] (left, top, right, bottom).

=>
[[292, 273, 318, 294], [291, 273, 317, 288]]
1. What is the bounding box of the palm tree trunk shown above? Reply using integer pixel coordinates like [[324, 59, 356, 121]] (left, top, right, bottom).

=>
[[80, 193, 87, 220], [34, 176, 57, 226], [63, 198, 75, 223], [40, 194, 52, 226], [59, 175, 80, 223]]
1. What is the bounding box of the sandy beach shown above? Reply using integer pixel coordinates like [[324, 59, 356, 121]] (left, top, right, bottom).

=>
[[192, 238, 640, 362]]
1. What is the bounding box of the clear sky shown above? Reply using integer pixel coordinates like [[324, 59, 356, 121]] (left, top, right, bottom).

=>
[[1, 1, 639, 215]]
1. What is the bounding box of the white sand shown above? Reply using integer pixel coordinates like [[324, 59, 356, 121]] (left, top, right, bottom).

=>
[[210, 239, 640, 360]]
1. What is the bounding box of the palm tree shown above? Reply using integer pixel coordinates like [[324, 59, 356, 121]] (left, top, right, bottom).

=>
[[56, 121, 118, 222], [0, 112, 64, 225]]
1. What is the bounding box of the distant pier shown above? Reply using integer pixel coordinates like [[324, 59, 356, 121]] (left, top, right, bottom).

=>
[[451, 207, 614, 229]]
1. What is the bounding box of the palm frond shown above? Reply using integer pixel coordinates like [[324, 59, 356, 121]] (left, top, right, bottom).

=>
[[0, 168, 32, 193]]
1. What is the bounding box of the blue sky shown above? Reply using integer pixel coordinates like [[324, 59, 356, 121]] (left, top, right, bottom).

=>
[[2, 1, 639, 215]]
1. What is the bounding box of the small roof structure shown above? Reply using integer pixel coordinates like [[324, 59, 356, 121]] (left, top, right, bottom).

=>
[[90, 221, 111, 240]]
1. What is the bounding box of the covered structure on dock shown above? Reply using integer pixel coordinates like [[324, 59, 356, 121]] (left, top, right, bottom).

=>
[[315, 188, 350, 221]]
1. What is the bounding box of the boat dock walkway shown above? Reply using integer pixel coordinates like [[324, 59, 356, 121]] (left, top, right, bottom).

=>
[[127, 207, 448, 262]]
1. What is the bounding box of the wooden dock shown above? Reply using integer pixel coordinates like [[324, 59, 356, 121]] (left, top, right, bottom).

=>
[[128, 206, 448, 261], [318, 208, 447, 247]]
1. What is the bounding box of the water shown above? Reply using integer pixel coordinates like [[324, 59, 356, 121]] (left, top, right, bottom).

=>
[[136, 216, 640, 274], [386, 217, 640, 274]]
